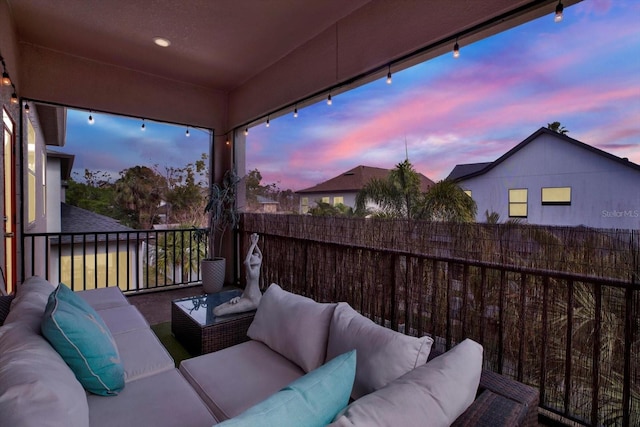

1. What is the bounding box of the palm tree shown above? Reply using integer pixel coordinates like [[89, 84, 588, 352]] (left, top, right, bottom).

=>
[[355, 159, 423, 219], [154, 224, 206, 284], [547, 121, 569, 135], [420, 180, 477, 222]]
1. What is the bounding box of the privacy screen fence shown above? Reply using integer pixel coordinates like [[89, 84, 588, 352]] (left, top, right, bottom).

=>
[[240, 213, 639, 427]]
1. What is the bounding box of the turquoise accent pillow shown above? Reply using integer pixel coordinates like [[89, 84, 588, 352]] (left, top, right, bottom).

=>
[[217, 350, 356, 427], [41, 283, 124, 396]]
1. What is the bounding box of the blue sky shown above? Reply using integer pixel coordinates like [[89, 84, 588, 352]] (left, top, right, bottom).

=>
[[63, 0, 640, 190]]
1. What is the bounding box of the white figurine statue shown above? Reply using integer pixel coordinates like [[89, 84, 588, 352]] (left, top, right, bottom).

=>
[[213, 233, 263, 316]]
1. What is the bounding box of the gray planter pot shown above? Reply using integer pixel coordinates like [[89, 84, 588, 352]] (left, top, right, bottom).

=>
[[201, 258, 225, 294]]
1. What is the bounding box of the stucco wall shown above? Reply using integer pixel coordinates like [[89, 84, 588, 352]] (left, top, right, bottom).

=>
[[459, 133, 640, 229]]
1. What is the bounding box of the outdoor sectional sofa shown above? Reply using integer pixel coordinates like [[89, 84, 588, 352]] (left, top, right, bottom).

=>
[[0, 277, 538, 427]]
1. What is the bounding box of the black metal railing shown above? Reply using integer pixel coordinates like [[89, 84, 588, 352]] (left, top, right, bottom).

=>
[[240, 213, 639, 427], [22, 228, 206, 293]]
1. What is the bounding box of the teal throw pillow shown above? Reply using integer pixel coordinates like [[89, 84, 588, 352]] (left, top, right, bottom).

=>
[[41, 283, 125, 396], [217, 350, 356, 427]]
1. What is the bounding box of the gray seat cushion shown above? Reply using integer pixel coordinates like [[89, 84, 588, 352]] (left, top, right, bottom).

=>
[[77, 287, 130, 310], [180, 340, 305, 421], [88, 368, 218, 427], [98, 305, 149, 335], [114, 328, 175, 382]]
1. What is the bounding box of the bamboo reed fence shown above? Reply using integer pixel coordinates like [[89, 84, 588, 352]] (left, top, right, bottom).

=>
[[239, 213, 639, 427]]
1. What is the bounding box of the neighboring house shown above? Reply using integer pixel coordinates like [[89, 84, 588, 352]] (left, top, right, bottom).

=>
[[297, 165, 435, 214], [256, 195, 279, 213], [448, 128, 640, 229], [53, 203, 141, 292], [45, 146, 142, 291]]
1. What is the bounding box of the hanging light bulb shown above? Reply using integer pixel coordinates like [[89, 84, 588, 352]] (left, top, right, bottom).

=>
[[244, 128, 249, 136], [1, 71, 10, 86], [453, 39, 460, 59], [554, 1, 564, 23], [24, 103, 30, 114], [386, 66, 392, 84], [293, 106, 298, 118], [225, 136, 230, 145], [10, 92, 18, 104], [185, 128, 190, 137], [88, 113, 94, 125], [141, 120, 146, 131], [266, 117, 270, 128], [327, 94, 332, 105]]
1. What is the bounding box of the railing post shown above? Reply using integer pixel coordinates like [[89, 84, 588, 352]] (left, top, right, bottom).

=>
[[591, 282, 601, 427], [564, 279, 574, 416], [622, 285, 633, 427]]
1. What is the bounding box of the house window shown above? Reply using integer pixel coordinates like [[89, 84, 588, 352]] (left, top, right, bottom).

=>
[[333, 196, 344, 205], [542, 187, 571, 205], [301, 197, 309, 214], [321, 196, 330, 203], [509, 189, 528, 218], [27, 120, 36, 223]]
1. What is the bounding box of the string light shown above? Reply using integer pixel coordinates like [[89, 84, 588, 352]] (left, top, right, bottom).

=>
[[88, 112, 94, 125], [554, 1, 563, 23], [141, 120, 146, 131], [1, 71, 10, 86], [453, 38, 460, 59], [386, 65, 392, 84], [244, 128, 249, 136], [293, 106, 298, 118], [185, 128, 190, 137], [24, 103, 30, 114], [10, 92, 18, 104], [266, 116, 270, 128], [327, 94, 332, 105], [225, 135, 230, 145]]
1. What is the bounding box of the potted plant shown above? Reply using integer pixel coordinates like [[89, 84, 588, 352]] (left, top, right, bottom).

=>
[[196, 168, 240, 293]]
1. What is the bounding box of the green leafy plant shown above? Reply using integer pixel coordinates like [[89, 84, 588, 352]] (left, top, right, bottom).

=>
[[195, 169, 240, 259]]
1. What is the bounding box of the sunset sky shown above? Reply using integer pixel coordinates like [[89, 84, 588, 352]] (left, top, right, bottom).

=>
[[64, 0, 640, 191]]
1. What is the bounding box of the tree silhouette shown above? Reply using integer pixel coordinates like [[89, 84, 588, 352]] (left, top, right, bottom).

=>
[[547, 121, 569, 134]]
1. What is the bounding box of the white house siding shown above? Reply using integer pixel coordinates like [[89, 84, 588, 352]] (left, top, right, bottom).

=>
[[458, 133, 640, 229]]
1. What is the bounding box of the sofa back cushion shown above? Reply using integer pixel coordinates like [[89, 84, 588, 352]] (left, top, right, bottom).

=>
[[247, 284, 336, 372], [217, 349, 356, 427], [329, 339, 483, 427], [326, 302, 433, 399], [4, 275, 54, 331], [41, 283, 125, 396], [0, 322, 90, 427]]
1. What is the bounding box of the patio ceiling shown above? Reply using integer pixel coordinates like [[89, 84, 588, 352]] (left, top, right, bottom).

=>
[[3, 0, 577, 131]]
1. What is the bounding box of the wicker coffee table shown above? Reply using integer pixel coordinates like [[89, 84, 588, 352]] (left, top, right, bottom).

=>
[[171, 289, 255, 355]]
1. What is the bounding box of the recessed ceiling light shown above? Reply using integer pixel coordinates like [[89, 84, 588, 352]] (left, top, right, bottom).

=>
[[153, 37, 171, 48]]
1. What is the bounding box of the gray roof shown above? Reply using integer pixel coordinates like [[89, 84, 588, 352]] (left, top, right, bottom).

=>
[[61, 203, 134, 233], [446, 162, 492, 181], [257, 195, 279, 204], [57, 203, 137, 244], [448, 127, 640, 182]]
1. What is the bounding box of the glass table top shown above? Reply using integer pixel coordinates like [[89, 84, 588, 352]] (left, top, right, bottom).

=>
[[173, 289, 253, 327]]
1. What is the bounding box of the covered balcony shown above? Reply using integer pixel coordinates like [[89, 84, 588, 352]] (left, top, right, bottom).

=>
[[1, 1, 637, 426]]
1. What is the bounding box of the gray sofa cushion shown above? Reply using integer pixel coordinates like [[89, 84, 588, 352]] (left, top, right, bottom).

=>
[[4, 276, 54, 331], [0, 322, 89, 427], [77, 286, 130, 310], [88, 368, 218, 427], [326, 303, 433, 399], [329, 339, 483, 427], [247, 283, 336, 373], [180, 340, 305, 421], [97, 304, 150, 335], [114, 328, 175, 382]]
